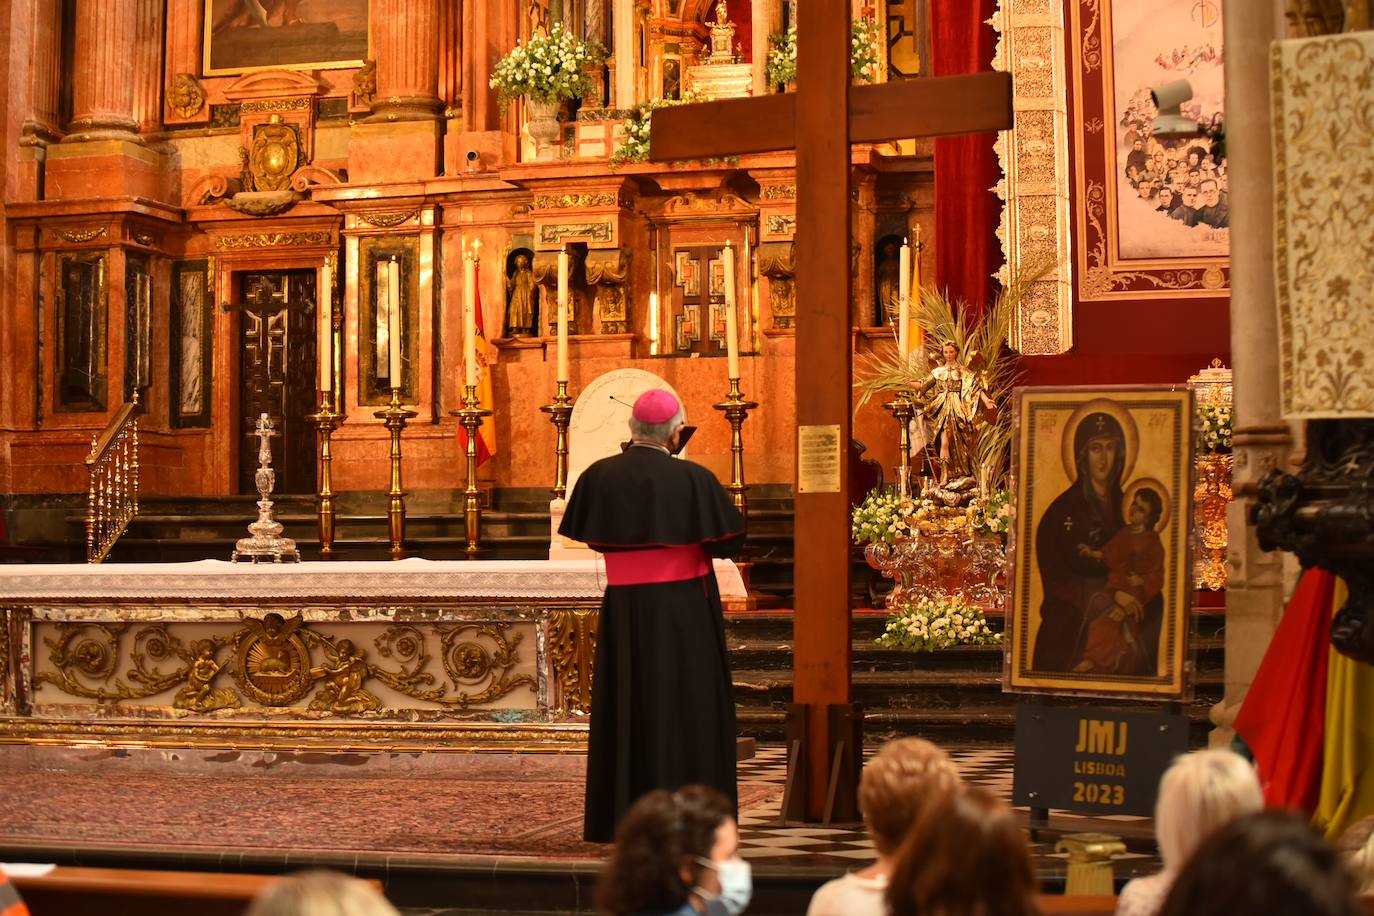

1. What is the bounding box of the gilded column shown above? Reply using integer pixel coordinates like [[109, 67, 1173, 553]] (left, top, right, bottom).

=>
[[132, 0, 164, 133], [371, 0, 443, 120], [66, 0, 142, 143], [1209, 0, 1296, 745]]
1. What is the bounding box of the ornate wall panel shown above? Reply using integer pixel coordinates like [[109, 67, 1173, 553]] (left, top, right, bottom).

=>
[[994, 0, 1074, 354], [55, 252, 109, 412], [170, 258, 214, 428], [1068, 0, 1230, 300]]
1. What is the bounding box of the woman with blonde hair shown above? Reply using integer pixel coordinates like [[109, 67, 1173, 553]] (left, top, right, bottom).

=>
[[245, 870, 399, 916], [1115, 748, 1263, 916], [807, 737, 962, 915]]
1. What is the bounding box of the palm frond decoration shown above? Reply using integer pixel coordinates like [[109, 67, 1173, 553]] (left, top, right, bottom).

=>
[[854, 257, 1056, 488]]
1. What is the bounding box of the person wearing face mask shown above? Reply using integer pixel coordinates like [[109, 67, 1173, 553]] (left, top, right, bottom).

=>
[[596, 786, 752, 916]]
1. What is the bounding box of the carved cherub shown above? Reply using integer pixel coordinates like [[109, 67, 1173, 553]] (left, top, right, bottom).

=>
[[173, 640, 241, 712], [308, 638, 382, 714]]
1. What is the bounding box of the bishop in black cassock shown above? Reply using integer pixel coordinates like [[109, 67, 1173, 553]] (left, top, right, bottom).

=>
[[559, 389, 745, 843]]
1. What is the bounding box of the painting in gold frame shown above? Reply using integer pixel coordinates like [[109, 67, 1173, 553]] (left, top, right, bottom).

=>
[[203, 0, 369, 77], [1005, 386, 1193, 699], [1070, 0, 1229, 300]]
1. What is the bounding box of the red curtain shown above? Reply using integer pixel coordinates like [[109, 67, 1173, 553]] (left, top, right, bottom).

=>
[[930, 0, 1002, 320]]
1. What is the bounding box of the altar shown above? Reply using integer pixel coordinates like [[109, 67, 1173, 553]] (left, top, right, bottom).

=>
[[0, 559, 747, 752]]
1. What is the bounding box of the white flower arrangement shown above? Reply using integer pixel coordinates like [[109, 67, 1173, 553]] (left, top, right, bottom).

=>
[[967, 489, 1014, 538], [1198, 404, 1233, 452], [489, 23, 607, 110], [611, 93, 700, 167], [765, 16, 882, 90], [851, 488, 917, 546], [877, 595, 1002, 652]]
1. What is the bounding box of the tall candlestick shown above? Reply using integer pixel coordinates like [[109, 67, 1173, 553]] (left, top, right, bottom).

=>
[[723, 243, 740, 378], [556, 248, 570, 383], [318, 259, 333, 392], [898, 238, 911, 356], [911, 224, 924, 354], [464, 249, 478, 389], [387, 256, 402, 384]]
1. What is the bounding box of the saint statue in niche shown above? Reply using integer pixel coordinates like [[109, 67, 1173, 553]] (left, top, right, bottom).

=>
[[505, 250, 538, 337], [874, 236, 902, 326]]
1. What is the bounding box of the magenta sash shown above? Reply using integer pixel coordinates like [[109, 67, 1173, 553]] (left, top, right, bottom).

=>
[[603, 544, 710, 586]]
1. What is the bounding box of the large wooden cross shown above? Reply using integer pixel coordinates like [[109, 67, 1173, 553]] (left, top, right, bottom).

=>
[[651, 6, 1013, 821]]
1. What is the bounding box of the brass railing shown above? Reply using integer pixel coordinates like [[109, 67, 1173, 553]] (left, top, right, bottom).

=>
[[84, 392, 140, 563]]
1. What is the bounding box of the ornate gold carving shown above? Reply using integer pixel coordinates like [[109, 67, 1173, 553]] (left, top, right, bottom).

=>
[[50, 226, 107, 243], [993, 0, 1072, 355], [216, 231, 330, 250], [1273, 32, 1374, 416], [758, 241, 796, 329], [539, 221, 613, 244], [585, 250, 631, 334], [664, 190, 753, 215], [535, 193, 618, 209], [0, 609, 9, 706], [246, 115, 301, 192], [765, 214, 796, 236], [358, 209, 420, 229], [353, 60, 377, 107], [174, 640, 240, 712], [1194, 453, 1232, 591], [35, 623, 190, 701], [548, 610, 598, 715], [29, 613, 538, 718], [168, 73, 207, 120], [240, 98, 312, 114], [131, 229, 155, 246], [235, 613, 312, 705], [762, 185, 797, 200]]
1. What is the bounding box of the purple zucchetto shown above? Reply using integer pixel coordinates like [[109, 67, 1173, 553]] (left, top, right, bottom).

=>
[[632, 389, 681, 424]]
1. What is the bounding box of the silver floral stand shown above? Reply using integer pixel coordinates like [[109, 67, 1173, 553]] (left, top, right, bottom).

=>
[[865, 531, 1009, 611]]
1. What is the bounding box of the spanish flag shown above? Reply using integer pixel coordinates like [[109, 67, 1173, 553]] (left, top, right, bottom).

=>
[[458, 262, 496, 466], [1237, 569, 1374, 840]]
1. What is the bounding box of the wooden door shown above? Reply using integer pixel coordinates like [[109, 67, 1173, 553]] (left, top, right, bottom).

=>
[[235, 270, 317, 495]]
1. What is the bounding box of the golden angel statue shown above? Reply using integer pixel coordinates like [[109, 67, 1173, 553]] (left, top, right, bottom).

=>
[[917, 340, 997, 486]]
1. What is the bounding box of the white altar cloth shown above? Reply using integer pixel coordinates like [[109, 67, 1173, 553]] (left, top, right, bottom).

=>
[[0, 557, 748, 601]]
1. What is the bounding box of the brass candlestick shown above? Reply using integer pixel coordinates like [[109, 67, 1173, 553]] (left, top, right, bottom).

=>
[[539, 380, 575, 498], [884, 391, 917, 498], [714, 377, 759, 518], [373, 387, 417, 560], [307, 393, 344, 558], [453, 384, 492, 558]]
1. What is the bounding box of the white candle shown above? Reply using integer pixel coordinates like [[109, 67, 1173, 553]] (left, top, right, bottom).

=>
[[464, 250, 478, 389], [387, 257, 401, 386], [556, 248, 570, 383], [898, 238, 911, 356], [319, 259, 332, 393], [723, 243, 739, 379]]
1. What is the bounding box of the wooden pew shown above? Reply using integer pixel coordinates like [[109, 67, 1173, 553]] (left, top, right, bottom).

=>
[[11, 866, 381, 916]]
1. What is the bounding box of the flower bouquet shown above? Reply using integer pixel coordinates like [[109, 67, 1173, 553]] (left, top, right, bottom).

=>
[[489, 23, 607, 110], [851, 488, 917, 546], [765, 15, 883, 90], [876, 595, 1001, 651], [1197, 403, 1232, 452]]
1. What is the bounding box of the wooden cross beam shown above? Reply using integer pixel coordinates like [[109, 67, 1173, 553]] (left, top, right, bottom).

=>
[[650, 7, 1013, 823]]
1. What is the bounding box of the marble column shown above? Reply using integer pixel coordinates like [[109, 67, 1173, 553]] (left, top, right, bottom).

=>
[[752, 0, 770, 94], [1209, 0, 1297, 745], [132, 0, 164, 133], [66, 0, 141, 142], [25, 0, 63, 143], [613, 0, 636, 109], [371, 0, 443, 120]]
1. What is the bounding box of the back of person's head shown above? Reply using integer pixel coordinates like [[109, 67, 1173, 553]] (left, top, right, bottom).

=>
[[1154, 748, 1262, 871], [1158, 810, 1361, 916], [887, 786, 1041, 916], [245, 870, 398, 916], [1337, 815, 1374, 894], [859, 737, 961, 855], [595, 785, 733, 915]]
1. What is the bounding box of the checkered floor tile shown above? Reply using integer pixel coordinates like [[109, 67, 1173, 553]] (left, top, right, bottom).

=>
[[736, 744, 1158, 879]]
